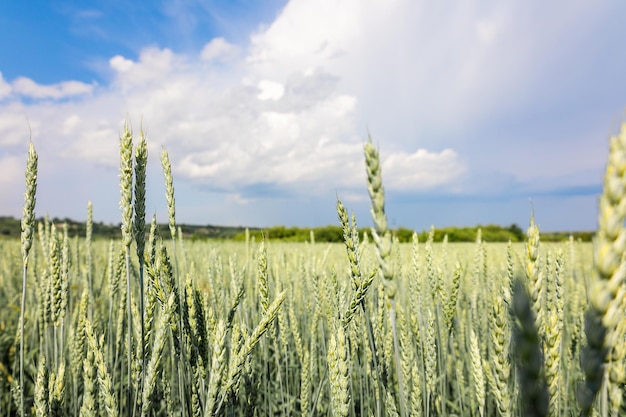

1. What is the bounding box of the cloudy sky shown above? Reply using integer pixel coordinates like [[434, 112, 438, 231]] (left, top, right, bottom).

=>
[[0, 1, 624, 232]]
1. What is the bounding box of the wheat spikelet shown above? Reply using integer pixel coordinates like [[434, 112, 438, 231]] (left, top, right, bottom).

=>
[[300, 348, 311, 416], [192, 285, 209, 374], [160, 147, 176, 241], [579, 122, 626, 416], [118, 123, 135, 413], [190, 379, 202, 417], [309, 292, 321, 385], [364, 139, 395, 299], [219, 291, 286, 410], [489, 289, 512, 417], [49, 225, 63, 331], [21, 142, 38, 266], [276, 294, 290, 364], [607, 279, 626, 415], [525, 216, 544, 337], [71, 290, 89, 385], [288, 297, 304, 364], [512, 279, 548, 417], [257, 239, 269, 314], [544, 250, 564, 417], [157, 244, 182, 356], [385, 390, 399, 417], [364, 138, 407, 416], [119, 124, 134, 248], [79, 343, 97, 417], [86, 201, 93, 298], [226, 270, 245, 332], [19, 141, 38, 417], [423, 308, 437, 410], [141, 292, 174, 417], [410, 362, 423, 417], [181, 274, 196, 365], [134, 130, 148, 380], [34, 355, 49, 417], [59, 223, 70, 326], [84, 319, 118, 417], [469, 326, 485, 416], [398, 305, 415, 414], [147, 214, 158, 270], [50, 360, 65, 415], [130, 299, 143, 392], [113, 248, 127, 359], [205, 319, 227, 416], [337, 199, 362, 290], [337, 199, 377, 329], [344, 268, 376, 330], [425, 227, 437, 302], [444, 262, 462, 333], [133, 130, 147, 257], [505, 240, 514, 304], [328, 322, 350, 417]]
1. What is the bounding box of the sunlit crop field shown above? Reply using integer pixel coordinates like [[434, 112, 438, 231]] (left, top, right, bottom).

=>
[[1, 122, 625, 417], [0, 223, 597, 416]]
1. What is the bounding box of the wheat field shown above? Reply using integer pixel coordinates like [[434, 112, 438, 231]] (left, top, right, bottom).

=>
[[0, 122, 624, 417]]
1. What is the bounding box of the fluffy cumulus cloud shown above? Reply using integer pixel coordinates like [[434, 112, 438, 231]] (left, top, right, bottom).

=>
[[0, 73, 11, 99], [201, 37, 240, 62], [11, 77, 95, 99], [0, 0, 621, 226], [0, 73, 95, 101]]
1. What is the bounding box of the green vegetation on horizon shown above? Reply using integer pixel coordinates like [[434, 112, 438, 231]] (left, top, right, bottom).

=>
[[0, 216, 594, 243]]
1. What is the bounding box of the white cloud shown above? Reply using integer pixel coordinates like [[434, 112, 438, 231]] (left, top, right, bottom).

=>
[[0, 154, 27, 216], [12, 77, 95, 99], [109, 48, 185, 92], [201, 37, 240, 62], [0, 72, 11, 99], [109, 55, 134, 72], [0, 155, 22, 186], [257, 80, 285, 100], [0, 0, 618, 225], [61, 114, 81, 134], [0, 107, 34, 147], [383, 149, 466, 191]]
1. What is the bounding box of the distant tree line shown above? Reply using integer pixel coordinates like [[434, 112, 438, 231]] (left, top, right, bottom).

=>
[[0, 216, 593, 243], [0, 216, 248, 240], [235, 223, 594, 243]]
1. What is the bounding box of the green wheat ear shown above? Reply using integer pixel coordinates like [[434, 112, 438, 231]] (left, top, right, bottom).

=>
[[579, 121, 626, 416], [161, 147, 176, 241], [119, 123, 134, 248], [19, 141, 38, 417], [21, 142, 38, 265], [364, 138, 395, 298], [134, 129, 148, 387], [512, 278, 548, 417]]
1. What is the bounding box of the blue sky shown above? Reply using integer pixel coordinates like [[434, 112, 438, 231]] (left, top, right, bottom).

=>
[[0, 1, 624, 232]]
